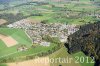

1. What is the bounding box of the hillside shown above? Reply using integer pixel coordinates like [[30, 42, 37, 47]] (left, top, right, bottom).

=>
[[65, 22, 100, 66]]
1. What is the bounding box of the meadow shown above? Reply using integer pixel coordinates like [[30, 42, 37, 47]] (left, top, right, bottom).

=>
[[50, 47, 94, 66], [0, 28, 57, 62]]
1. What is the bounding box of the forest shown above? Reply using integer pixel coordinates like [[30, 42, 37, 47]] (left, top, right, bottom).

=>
[[65, 22, 100, 66], [0, 13, 42, 26]]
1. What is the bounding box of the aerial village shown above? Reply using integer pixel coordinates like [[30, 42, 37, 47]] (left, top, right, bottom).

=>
[[7, 19, 79, 47]]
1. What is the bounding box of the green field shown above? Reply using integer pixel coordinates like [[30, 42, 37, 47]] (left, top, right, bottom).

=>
[[28, 1, 98, 25], [0, 28, 32, 59], [50, 47, 94, 66], [0, 28, 57, 62], [0, 64, 7, 66], [72, 52, 95, 66], [0, 0, 99, 25]]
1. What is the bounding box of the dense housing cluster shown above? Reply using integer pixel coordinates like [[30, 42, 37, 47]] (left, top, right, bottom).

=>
[[7, 20, 79, 46]]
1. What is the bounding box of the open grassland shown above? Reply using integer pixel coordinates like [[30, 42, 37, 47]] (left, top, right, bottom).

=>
[[72, 52, 94, 66], [50, 47, 81, 66], [50, 47, 94, 66]]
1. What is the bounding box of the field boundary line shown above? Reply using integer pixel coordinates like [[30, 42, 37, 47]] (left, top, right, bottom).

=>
[[0, 51, 21, 59]]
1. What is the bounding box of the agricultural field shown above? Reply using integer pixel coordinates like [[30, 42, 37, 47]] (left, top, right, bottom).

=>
[[0, 0, 100, 66], [0, 28, 57, 62], [0, 0, 100, 26], [0, 28, 32, 59]]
